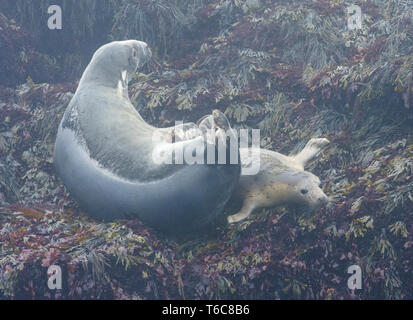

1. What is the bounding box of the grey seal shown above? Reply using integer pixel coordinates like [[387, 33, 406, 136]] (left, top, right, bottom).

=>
[[53, 40, 240, 233]]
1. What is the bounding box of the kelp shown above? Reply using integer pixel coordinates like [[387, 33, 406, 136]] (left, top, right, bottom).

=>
[[0, 0, 207, 82], [111, 0, 205, 57], [0, 0, 119, 46]]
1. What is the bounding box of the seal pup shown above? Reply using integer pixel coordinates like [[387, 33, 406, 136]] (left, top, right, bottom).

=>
[[227, 138, 330, 223], [54, 40, 240, 233]]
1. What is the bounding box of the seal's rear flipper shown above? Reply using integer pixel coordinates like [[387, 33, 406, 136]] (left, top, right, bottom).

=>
[[292, 138, 330, 169]]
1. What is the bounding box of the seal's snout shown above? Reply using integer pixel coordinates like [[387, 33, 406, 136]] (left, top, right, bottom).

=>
[[318, 195, 329, 204]]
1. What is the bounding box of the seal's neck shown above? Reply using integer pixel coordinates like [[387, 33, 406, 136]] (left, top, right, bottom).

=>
[[78, 62, 129, 99]]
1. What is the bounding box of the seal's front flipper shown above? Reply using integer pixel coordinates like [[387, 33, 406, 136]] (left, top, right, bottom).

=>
[[197, 109, 230, 132], [196, 114, 212, 127], [212, 109, 230, 131], [198, 115, 215, 138], [227, 200, 255, 224], [152, 136, 206, 165], [167, 122, 200, 142], [292, 138, 330, 169]]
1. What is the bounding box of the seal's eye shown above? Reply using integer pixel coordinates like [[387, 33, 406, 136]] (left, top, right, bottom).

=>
[[132, 49, 137, 58], [300, 189, 308, 195], [319, 183, 322, 188]]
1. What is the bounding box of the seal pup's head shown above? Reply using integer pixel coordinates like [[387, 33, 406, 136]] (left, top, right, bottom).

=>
[[283, 170, 329, 211], [79, 40, 152, 89]]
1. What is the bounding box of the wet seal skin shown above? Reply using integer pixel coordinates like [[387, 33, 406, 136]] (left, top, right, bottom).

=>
[[227, 138, 330, 223], [54, 40, 240, 233]]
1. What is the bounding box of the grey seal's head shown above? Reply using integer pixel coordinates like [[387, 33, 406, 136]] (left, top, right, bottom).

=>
[[80, 40, 152, 88]]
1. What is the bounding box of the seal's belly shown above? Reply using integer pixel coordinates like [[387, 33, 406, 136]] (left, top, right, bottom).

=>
[[77, 94, 173, 182]]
